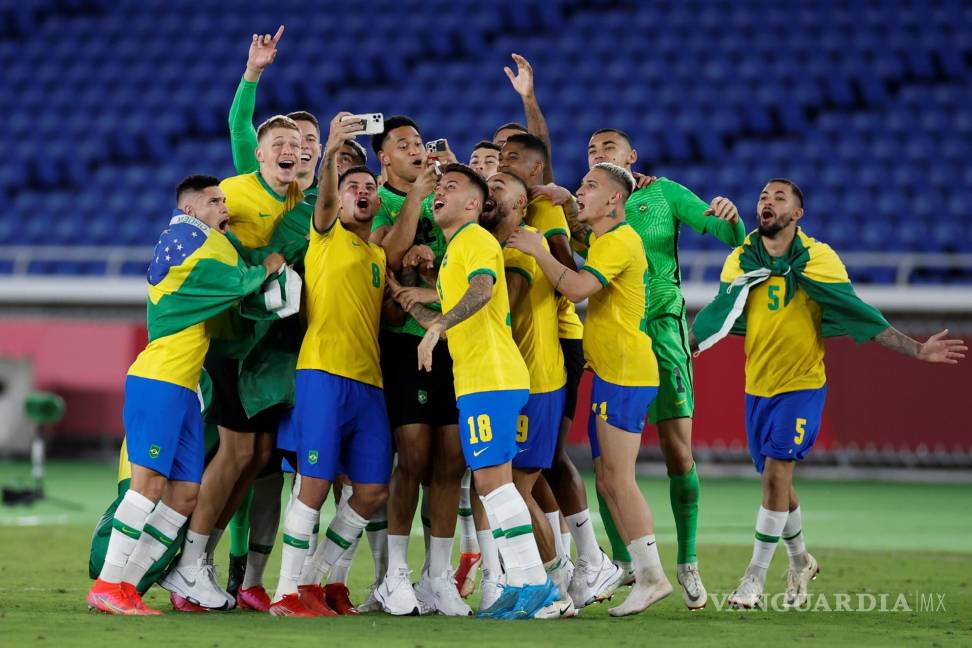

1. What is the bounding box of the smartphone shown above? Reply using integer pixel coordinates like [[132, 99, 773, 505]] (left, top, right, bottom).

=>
[[425, 139, 448, 155], [342, 113, 384, 136]]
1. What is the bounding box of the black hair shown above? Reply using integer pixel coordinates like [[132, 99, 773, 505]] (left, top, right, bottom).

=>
[[286, 110, 320, 135], [472, 140, 502, 153], [371, 115, 421, 155], [344, 139, 368, 164], [176, 174, 220, 203], [590, 128, 633, 148], [504, 132, 549, 164], [441, 163, 489, 206], [338, 165, 378, 187], [493, 122, 528, 140], [495, 170, 529, 196], [767, 177, 804, 208]]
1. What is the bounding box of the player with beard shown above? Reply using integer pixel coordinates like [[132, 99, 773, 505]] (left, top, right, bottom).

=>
[[498, 132, 594, 593], [269, 114, 392, 617], [368, 117, 469, 616], [691, 179, 965, 610]]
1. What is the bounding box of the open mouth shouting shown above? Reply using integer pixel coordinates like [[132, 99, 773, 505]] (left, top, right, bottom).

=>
[[217, 216, 230, 233], [433, 198, 446, 213], [356, 197, 370, 211], [278, 158, 296, 171], [481, 197, 496, 216]]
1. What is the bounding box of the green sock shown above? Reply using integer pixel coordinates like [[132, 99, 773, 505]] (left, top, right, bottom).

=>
[[229, 487, 254, 558], [597, 490, 630, 563], [669, 463, 700, 565]]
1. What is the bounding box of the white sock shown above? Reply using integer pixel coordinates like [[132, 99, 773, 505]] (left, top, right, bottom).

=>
[[561, 532, 573, 560], [481, 483, 546, 587], [783, 506, 808, 566], [99, 489, 155, 583], [749, 506, 788, 583], [274, 498, 319, 600], [123, 501, 186, 586], [545, 511, 565, 562], [177, 530, 209, 568], [565, 509, 600, 563], [458, 471, 479, 554], [628, 535, 662, 575], [305, 500, 368, 585], [205, 526, 224, 560], [429, 536, 454, 578], [387, 534, 410, 573], [242, 472, 283, 589], [328, 534, 359, 584], [477, 529, 502, 578], [366, 507, 389, 582], [421, 485, 431, 573]]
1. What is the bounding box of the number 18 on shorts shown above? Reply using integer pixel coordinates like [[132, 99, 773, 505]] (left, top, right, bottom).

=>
[[457, 389, 529, 470]]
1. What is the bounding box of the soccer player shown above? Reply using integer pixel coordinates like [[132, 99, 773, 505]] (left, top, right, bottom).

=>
[[535, 128, 744, 608], [691, 179, 966, 609], [498, 132, 596, 591], [369, 117, 468, 616], [162, 115, 302, 609], [492, 122, 528, 149], [86, 176, 284, 615], [400, 163, 560, 620], [509, 163, 673, 617], [469, 140, 501, 179], [269, 113, 392, 617], [478, 171, 581, 616]]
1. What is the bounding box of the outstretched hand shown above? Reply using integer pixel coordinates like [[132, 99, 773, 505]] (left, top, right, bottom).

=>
[[704, 196, 740, 224], [325, 112, 360, 157], [504, 53, 535, 98], [245, 25, 284, 79], [917, 329, 967, 364], [417, 323, 444, 371], [507, 226, 545, 257]]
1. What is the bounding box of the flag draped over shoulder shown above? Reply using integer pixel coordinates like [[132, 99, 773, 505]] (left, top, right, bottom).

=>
[[692, 229, 891, 352]]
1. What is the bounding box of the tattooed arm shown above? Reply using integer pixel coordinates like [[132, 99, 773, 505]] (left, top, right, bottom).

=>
[[416, 274, 494, 371], [873, 327, 967, 364]]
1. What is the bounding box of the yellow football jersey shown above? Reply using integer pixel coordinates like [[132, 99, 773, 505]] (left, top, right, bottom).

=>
[[297, 219, 386, 387], [220, 172, 302, 248], [503, 230, 567, 394], [437, 222, 529, 397], [128, 323, 209, 390], [720, 246, 830, 397], [526, 197, 584, 340], [581, 223, 658, 387]]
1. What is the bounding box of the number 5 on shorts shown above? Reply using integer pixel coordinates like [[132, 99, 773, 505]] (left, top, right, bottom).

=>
[[467, 414, 493, 444], [794, 418, 807, 445]]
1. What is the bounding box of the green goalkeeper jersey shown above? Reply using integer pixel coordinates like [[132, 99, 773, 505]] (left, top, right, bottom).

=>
[[372, 184, 446, 337], [625, 178, 746, 320]]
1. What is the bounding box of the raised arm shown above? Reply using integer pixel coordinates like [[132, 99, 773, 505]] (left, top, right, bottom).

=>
[[660, 179, 746, 247], [313, 112, 360, 233], [505, 53, 555, 184], [230, 26, 284, 174], [508, 227, 601, 303], [376, 165, 438, 271], [416, 274, 494, 370], [872, 327, 967, 364]]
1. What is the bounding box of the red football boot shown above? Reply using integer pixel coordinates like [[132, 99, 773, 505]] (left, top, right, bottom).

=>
[[237, 585, 272, 612], [120, 583, 162, 616], [454, 552, 482, 598], [297, 584, 338, 617], [325, 583, 359, 615], [87, 578, 136, 615], [269, 592, 325, 617]]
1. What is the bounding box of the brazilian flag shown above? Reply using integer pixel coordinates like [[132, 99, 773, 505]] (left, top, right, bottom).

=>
[[692, 228, 891, 351]]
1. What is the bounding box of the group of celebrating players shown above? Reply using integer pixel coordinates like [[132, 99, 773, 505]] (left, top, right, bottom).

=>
[[85, 26, 966, 620]]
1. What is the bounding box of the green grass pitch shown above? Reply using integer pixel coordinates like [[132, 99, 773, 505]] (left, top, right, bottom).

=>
[[0, 461, 969, 647]]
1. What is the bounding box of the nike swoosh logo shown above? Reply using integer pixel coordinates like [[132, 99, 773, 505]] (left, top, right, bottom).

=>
[[646, 541, 656, 546], [675, 399, 687, 406], [575, 519, 588, 528], [180, 572, 196, 588], [517, 447, 528, 453], [558, 603, 572, 616], [473, 447, 490, 457], [257, 212, 273, 219]]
